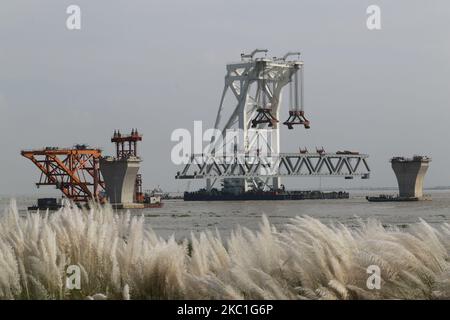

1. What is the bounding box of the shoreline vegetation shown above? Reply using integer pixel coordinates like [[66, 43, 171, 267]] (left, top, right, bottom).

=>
[[1, 200, 450, 300]]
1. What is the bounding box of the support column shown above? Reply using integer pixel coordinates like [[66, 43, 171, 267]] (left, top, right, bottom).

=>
[[391, 156, 431, 199]]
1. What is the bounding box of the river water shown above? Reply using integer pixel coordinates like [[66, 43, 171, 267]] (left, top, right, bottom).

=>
[[2, 190, 450, 240]]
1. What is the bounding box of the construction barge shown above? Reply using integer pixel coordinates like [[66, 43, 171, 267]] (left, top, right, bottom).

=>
[[184, 189, 349, 201], [366, 195, 419, 202]]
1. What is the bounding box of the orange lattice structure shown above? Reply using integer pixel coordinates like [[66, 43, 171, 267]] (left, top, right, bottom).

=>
[[21, 145, 105, 203]]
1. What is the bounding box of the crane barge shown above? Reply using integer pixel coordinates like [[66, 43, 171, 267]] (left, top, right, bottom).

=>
[[175, 49, 370, 201]]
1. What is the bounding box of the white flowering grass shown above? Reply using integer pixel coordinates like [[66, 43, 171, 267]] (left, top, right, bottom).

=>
[[1, 200, 450, 300]]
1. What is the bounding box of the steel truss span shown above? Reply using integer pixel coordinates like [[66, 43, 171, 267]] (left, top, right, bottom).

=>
[[176, 153, 370, 180]]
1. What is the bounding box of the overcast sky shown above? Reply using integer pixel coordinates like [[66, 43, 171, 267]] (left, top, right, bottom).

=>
[[1, 0, 449, 196]]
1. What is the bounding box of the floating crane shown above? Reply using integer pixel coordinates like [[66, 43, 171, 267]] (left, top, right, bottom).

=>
[[176, 50, 370, 192]]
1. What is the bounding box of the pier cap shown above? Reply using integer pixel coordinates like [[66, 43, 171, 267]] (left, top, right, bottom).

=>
[[390, 155, 431, 163]]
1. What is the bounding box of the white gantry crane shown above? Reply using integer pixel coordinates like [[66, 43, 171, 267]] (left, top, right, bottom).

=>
[[176, 49, 370, 193]]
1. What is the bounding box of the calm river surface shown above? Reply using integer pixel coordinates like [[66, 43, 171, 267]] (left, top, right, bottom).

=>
[[2, 190, 450, 240]]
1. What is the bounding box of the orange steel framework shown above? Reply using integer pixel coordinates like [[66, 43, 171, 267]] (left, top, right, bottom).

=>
[[21, 145, 105, 202]]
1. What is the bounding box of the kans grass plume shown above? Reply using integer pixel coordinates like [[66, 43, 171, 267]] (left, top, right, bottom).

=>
[[1, 200, 450, 300]]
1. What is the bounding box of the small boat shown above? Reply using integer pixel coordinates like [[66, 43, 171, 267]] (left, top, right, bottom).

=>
[[28, 198, 62, 211], [143, 194, 163, 208]]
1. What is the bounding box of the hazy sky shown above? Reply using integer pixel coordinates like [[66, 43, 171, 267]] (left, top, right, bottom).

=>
[[1, 0, 449, 196]]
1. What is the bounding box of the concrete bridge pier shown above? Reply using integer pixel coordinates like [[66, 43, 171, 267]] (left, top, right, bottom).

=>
[[391, 156, 431, 200], [100, 156, 143, 208]]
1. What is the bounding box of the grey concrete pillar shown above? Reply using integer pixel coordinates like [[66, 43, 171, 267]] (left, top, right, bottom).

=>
[[391, 156, 430, 199], [100, 157, 141, 205]]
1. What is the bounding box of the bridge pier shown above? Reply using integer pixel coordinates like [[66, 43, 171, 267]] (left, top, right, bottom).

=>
[[391, 156, 431, 199]]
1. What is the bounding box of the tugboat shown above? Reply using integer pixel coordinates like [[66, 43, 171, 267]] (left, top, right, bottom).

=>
[[143, 188, 164, 208], [28, 198, 62, 211]]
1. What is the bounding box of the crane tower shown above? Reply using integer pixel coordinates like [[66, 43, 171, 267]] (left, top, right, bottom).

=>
[[213, 50, 309, 192]]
